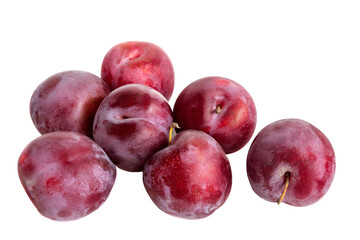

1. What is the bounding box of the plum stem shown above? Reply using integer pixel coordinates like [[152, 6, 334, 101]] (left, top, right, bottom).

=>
[[277, 172, 290, 205], [168, 123, 180, 144], [215, 105, 222, 114]]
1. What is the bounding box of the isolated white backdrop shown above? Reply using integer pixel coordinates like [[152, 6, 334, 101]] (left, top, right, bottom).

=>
[[1, 1, 359, 239]]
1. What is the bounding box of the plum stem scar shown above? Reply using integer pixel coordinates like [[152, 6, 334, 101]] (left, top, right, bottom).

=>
[[168, 123, 180, 144], [215, 105, 221, 114], [277, 172, 290, 205]]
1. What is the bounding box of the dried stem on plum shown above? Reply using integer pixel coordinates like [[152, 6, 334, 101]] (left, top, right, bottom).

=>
[[168, 123, 180, 144], [215, 105, 222, 114], [277, 172, 290, 205]]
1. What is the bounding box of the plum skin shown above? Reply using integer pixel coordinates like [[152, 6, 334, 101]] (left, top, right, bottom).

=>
[[246, 119, 336, 206], [93, 84, 173, 172], [30, 70, 110, 138], [173, 76, 256, 154], [17, 131, 117, 221], [143, 130, 232, 219], [101, 41, 175, 100]]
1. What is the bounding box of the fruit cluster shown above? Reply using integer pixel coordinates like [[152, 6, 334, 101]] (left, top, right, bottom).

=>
[[18, 41, 336, 221]]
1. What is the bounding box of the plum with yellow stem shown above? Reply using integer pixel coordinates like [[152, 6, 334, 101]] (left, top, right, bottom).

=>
[[143, 124, 232, 219], [246, 119, 336, 206]]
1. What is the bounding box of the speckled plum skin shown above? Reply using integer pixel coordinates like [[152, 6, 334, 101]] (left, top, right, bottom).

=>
[[101, 41, 174, 100], [143, 130, 232, 219], [93, 84, 173, 172], [173, 76, 256, 154], [246, 119, 336, 206], [17, 132, 116, 221], [30, 70, 110, 138]]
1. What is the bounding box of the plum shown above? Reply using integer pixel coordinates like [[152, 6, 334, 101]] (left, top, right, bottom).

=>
[[173, 76, 256, 154], [246, 119, 336, 206], [101, 41, 174, 100], [18, 131, 116, 221], [93, 84, 173, 172], [143, 130, 232, 219], [30, 70, 110, 138]]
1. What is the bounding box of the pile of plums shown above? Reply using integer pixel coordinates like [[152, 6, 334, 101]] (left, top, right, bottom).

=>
[[18, 41, 336, 221]]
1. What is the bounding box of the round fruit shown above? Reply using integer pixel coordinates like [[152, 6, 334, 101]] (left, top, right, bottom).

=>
[[18, 131, 117, 221], [101, 41, 174, 100], [246, 119, 336, 206], [30, 70, 110, 138], [173, 76, 256, 154], [143, 130, 232, 219], [93, 84, 173, 172]]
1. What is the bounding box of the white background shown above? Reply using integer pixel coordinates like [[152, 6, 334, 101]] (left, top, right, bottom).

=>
[[1, 1, 359, 239]]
